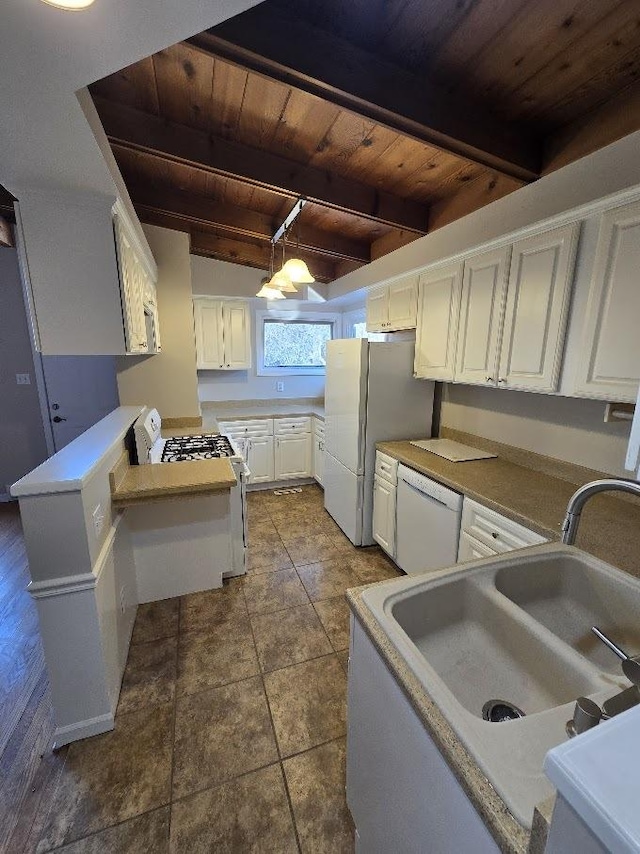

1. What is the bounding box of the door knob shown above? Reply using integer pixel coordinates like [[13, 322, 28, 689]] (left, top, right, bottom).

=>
[[52, 415, 67, 423]]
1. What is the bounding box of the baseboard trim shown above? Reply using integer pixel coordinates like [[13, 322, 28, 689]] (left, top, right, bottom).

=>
[[54, 712, 114, 747], [247, 478, 317, 492]]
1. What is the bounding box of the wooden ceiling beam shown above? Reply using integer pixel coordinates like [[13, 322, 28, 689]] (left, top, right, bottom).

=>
[[127, 183, 371, 263], [190, 231, 339, 283], [95, 97, 429, 233], [188, 5, 542, 182]]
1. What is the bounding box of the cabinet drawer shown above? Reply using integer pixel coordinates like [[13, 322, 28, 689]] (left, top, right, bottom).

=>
[[313, 417, 325, 438], [460, 497, 547, 554], [375, 451, 398, 485], [217, 419, 273, 438], [274, 417, 311, 435]]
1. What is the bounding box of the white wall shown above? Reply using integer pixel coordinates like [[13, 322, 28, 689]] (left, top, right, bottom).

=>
[[192, 256, 330, 402], [0, 246, 49, 495], [116, 226, 200, 418], [440, 384, 632, 477]]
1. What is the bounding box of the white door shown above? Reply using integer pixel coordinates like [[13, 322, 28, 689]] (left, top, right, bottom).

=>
[[498, 224, 579, 393], [41, 356, 120, 451], [275, 435, 312, 479], [366, 287, 389, 332], [372, 476, 396, 557], [324, 338, 368, 475], [574, 200, 640, 402], [457, 531, 497, 563], [454, 247, 510, 386], [414, 263, 463, 381], [387, 276, 418, 330], [246, 436, 274, 484], [222, 301, 251, 370], [193, 299, 224, 369], [313, 435, 325, 486]]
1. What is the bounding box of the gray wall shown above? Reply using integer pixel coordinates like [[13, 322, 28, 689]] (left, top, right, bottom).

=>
[[440, 384, 632, 477], [0, 246, 48, 495]]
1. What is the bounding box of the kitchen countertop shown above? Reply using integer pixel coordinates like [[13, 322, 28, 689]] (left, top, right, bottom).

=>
[[377, 436, 640, 579], [110, 457, 237, 506], [201, 398, 324, 430]]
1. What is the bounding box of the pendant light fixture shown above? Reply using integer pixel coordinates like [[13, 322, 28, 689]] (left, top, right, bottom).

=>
[[256, 246, 286, 299], [281, 217, 315, 283], [41, 0, 95, 9], [268, 237, 297, 292]]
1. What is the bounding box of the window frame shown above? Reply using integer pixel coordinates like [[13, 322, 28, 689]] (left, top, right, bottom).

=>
[[255, 309, 342, 376]]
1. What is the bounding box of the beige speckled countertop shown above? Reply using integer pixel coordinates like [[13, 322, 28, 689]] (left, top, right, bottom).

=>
[[111, 457, 237, 505], [353, 430, 640, 852], [377, 435, 640, 579], [201, 398, 324, 431]]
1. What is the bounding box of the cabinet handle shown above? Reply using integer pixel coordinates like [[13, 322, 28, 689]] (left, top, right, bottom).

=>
[[485, 376, 494, 383], [498, 377, 507, 384]]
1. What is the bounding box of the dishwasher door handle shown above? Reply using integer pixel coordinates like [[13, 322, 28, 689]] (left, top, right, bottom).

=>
[[400, 477, 450, 509]]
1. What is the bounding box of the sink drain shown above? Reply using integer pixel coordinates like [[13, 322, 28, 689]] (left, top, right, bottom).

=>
[[482, 700, 526, 722]]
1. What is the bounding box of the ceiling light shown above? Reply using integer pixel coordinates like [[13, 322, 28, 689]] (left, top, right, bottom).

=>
[[41, 0, 96, 8], [268, 270, 297, 293], [256, 284, 285, 300], [281, 257, 315, 284]]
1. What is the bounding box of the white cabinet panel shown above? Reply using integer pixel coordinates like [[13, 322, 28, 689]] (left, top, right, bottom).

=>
[[222, 301, 251, 369], [114, 216, 148, 354], [313, 434, 325, 486], [387, 276, 418, 330], [193, 298, 251, 371], [454, 247, 510, 386], [457, 531, 497, 562], [414, 263, 463, 381], [460, 497, 547, 555], [246, 436, 274, 484], [366, 288, 388, 332], [372, 476, 396, 558], [499, 224, 579, 392], [274, 417, 311, 436], [193, 299, 224, 369], [275, 435, 312, 480], [573, 200, 640, 402]]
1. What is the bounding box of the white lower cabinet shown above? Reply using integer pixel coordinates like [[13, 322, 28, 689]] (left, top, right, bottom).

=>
[[372, 476, 396, 558], [313, 435, 325, 486], [245, 436, 274, 484], [275, 434, 312, 480], [457, 497, 547, 562]]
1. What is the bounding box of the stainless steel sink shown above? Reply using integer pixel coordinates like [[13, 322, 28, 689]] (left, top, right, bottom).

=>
[[361, 544, 637, 830]]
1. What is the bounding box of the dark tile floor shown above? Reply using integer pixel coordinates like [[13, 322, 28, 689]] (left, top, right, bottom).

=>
[[34, 485, 402, 852]]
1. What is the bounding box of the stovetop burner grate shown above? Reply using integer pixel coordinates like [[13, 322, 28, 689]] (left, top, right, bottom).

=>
[[161, 433, 237, 462]]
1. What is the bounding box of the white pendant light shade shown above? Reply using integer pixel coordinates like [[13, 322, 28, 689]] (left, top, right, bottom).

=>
[[268, 270, 297, 293], [256, 284, 285, 300], [281, 257, 315, 283], [41, 0, 95, 9]]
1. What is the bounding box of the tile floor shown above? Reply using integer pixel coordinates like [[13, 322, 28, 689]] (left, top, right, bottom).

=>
[[34, 485, 402, 853]]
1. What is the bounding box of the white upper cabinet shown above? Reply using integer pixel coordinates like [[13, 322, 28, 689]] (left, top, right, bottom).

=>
[[454, 247, 511, 386], [193, 298, 251, 370], [414, 262, 463, 381], [498, 223, 579, 393], [114, 214, 156, 355], [366, 274, 418, 332], [573, 200, 640, 402]]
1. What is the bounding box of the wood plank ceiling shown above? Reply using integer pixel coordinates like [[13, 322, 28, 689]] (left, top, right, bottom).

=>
[[89, 0, 640, 283]]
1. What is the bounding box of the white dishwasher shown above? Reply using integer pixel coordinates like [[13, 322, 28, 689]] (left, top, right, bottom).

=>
[[395, 464, 463, 575]]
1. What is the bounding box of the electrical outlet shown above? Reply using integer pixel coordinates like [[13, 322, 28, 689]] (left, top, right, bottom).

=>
[[16, 373, 31, 385], [92, 503, 104, 537], [119, 585, 126, 615], [276, 381, 285, 392]]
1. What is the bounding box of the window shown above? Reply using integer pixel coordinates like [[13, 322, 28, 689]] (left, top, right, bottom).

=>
[[256, 310, 341, 375]]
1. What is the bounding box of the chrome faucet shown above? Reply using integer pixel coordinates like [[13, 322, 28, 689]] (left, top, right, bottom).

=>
[[561, 477, 640, 545]]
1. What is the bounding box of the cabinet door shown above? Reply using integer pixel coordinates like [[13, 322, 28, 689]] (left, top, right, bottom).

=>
[[457, 531, 497, 563], [246, 436, 274, 484], [313, 435, 325, 486], [574, 200, 640, 402], [498, 224, 579, 393], [372, 477, 396, 557], [114, 219, 146, 354], [387, 276, 418, 330], [222, 301, 251, 370], [193, 299, 224, 369], [366, 287, 389, 332], [275, 435, 312, 479], [414, 263, 463, 380], [454, 247, 510, 386]]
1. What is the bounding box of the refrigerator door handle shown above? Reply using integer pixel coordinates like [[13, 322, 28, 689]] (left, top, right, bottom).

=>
[[625, 385, 640, 476]]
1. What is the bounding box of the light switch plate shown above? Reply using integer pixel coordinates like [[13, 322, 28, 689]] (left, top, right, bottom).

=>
[[276, 381, 284, 392], [16, 373, 31, 385]]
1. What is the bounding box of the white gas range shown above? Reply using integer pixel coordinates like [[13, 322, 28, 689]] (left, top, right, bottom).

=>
[[132, 407, 249, 578]]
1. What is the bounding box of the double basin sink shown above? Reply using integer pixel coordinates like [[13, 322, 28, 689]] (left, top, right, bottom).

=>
[[361, 544, 640, 829]]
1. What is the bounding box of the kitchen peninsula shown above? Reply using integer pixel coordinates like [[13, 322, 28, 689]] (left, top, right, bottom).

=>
[[10, 406, 240, 746]]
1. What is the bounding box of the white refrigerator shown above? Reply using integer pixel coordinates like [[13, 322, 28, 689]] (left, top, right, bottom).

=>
[[324, 339, 435, 546]]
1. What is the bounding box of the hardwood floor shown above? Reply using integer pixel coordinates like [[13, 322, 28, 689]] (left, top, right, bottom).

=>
[[0, 503, 64, 854]]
